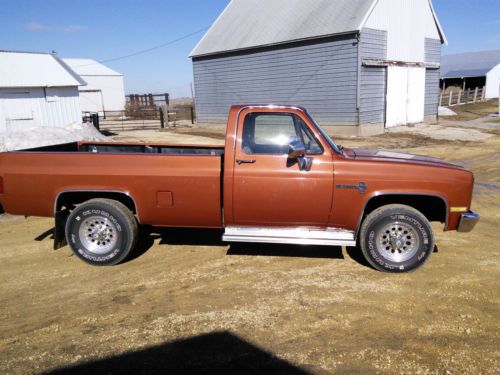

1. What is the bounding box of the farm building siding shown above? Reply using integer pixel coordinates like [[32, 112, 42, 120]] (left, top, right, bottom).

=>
[[0, 87, 81, 133], [424, 38, 441, 116], [425, 38, 441, 64], [359, 28, 387, 125], [193, 34, 359, 126], [78, 75, 126, 114]]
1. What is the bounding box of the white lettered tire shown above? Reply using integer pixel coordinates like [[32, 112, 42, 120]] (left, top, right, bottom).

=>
[[359, 204, 435, 273], [65, 199, 138, 266]]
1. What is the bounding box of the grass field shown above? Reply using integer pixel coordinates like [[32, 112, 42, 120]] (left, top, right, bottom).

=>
[[445, 99, 499, 121]]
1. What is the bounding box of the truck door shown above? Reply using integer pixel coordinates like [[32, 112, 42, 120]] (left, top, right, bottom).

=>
[[231, 109, 334, 227]]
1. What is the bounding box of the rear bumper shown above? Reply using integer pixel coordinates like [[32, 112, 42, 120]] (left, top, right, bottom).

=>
[[457, 211, 480, 233]]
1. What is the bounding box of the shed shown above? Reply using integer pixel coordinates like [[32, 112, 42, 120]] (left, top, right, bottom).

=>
[[190, 0, 447, 135], [63, 58, 126, 116], [0, 51, 85, 133], [441, 49, 500, 99]]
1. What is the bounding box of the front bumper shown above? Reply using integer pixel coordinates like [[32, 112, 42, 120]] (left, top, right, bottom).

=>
[[457, 211, 480, 233]]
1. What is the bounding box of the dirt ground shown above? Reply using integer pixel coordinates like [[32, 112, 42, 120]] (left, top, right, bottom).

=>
[[0, 117, 499, 374]]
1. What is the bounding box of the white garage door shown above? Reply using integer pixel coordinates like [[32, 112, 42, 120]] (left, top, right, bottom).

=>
[[386, 66, 425, 128]]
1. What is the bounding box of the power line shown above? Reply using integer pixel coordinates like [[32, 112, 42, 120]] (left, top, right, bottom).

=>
[[75, 26, 209, 67]]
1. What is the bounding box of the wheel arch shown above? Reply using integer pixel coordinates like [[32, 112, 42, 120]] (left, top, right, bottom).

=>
[[55, 190, 140, 223], [355, 193, 448, 237]]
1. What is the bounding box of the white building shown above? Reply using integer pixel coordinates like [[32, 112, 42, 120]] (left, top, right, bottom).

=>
[[0, 51, 85, 133], [441, 49, 500, 99], [64, 58, 125, 115]]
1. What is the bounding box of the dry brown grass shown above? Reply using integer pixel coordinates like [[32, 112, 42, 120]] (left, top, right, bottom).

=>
[[445, 99, 498, 121]]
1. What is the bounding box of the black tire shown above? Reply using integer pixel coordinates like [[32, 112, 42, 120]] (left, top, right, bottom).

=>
[[359, 204, 434, 273], [65, 198, 138, 266]]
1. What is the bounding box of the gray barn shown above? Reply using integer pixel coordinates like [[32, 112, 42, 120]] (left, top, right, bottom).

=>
[[190, 0, 447, 135]]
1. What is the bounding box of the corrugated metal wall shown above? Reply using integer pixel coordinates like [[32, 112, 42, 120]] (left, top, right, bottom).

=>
[[424, 38, 441, 116], [0, 87, 81, 133], [424, 38, 441, 63], [359, 28, 387, 125], [193, 34, 359, 126]]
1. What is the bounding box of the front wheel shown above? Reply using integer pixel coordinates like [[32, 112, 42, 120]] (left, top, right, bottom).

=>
[[359, 204, 435, 273], [65, 199, 138, 266]]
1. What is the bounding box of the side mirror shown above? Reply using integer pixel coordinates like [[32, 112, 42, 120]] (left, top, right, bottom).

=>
[[288, 140, 306, 159]]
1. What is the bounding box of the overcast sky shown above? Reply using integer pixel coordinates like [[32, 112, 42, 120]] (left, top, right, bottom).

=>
[[2, 0, 499, 97]]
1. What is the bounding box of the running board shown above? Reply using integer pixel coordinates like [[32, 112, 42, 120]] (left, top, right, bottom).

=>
[[223, 226, 356, 247]]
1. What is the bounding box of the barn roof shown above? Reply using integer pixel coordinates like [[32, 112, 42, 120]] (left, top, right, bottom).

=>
[[63, 58, 123, 77], [0, 51, 86, 88], [190, 0, 446, 58], [441, 49, 500, 79]]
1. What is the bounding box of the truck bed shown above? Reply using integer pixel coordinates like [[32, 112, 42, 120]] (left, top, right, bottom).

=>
[[0, 141, 225, 228]]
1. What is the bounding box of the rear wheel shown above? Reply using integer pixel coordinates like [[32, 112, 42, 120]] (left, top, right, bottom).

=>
[[359, 204, 434, 273], [65, 198, 138, 266]]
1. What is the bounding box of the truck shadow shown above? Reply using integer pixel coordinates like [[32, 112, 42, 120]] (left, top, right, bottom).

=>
[[128, 227, 346, 263], [35, 226, 375, 268], [43, 331, 311, 375], [227, 242, 344, 260]]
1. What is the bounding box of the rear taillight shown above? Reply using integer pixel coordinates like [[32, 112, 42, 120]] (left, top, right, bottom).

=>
[[0, 177, 3, 194]]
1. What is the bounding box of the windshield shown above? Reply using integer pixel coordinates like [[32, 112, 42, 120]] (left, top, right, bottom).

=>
[[305, 112, 342, 154]]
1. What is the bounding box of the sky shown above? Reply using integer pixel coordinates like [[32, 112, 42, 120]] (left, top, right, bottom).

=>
[[1, 0, 499, 98]]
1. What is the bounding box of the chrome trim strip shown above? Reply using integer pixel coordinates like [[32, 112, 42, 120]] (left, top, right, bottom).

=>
[[54, 190, 140, 223], [457, 211, 479, 233], [223, 226, 356, 247]]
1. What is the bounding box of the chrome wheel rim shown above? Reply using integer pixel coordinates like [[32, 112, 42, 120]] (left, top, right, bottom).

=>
[[376, 221, 420, 263], [78, 216, 118, 254]]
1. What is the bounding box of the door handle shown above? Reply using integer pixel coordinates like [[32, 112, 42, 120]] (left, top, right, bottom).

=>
[[236, 159, 256, 165]]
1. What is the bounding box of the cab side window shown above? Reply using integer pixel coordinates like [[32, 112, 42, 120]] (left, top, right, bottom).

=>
[[242, 113, 323, 155]]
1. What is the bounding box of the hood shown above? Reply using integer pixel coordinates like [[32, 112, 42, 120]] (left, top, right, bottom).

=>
[[342, 148, 463, 170]]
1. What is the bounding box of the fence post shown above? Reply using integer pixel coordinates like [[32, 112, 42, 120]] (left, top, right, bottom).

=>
[[439, 91, 443, 107], [448, 90, 453, 106], [481, 86, 486, 101], [473, 87, 478, 103], [190, 106, 195, 125], [467, 88, 471, 103], [159, 107, 165, 129], [457, 89, 462, 105], [91, 113, 100, 131]]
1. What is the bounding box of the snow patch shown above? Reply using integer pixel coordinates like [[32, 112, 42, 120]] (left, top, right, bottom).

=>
[[0, 123, 109, 152], [438, 106, 457, 116]]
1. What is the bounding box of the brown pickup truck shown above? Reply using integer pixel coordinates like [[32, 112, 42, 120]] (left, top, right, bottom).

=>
[[0, 105, 479, 272]]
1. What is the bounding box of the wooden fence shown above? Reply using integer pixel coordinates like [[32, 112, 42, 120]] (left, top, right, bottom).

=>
[[439, 86, 486, 107], [126, 93, 169, 107]]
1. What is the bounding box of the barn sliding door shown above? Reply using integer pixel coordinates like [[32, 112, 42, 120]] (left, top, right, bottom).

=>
[[386, 66, 425, 128]]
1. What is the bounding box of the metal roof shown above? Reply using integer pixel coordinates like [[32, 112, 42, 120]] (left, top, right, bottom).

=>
[[63, 58, 123, 77], [0, 51, 86, 88], [441, 49, 500, 79], [190, 0, 446, 58]]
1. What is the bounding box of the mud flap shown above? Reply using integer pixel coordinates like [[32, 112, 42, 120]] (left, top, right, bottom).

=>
[[54, 210, 69, 250]]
